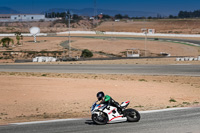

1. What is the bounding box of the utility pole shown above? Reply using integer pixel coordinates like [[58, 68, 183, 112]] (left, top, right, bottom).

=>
[[67, 11, 71, 58], [112, 22, 114, 39], [143, 18, 148, 57], [62, 11, 71, 60], [93, 0, 97, 27], [144, 31, 147, 57]]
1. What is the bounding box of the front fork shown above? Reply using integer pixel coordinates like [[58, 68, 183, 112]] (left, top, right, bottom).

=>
[[92, 111, 107, 121], [92, 111, 100, 116]]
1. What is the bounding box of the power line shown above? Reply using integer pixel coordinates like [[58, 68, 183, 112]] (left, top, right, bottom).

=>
[[93, 0, 97, 25]]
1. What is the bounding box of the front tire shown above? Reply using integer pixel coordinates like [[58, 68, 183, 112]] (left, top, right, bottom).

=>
[[124, 109, 140, 122], [92, 113, 108, 125]]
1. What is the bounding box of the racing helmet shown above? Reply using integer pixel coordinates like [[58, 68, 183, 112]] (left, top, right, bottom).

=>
[[97, 91, 105, 101]]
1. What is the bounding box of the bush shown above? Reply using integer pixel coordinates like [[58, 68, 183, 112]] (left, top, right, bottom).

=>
[[81, 49, 93, 58], [39, 19, 45, 22], [169, 98, 177, 103]]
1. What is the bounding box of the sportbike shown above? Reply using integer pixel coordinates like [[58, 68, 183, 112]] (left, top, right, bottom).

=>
[[91, 101, 140, 125]]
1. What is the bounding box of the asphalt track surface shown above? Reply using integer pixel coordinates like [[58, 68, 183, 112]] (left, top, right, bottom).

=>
[[0, 107, 200, 133], [0, 64, 200, 76], [68, 36, 200, 46], [37, 36, 200, 46]]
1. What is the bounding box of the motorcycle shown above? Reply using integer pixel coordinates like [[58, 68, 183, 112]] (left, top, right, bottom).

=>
[[91, 101, 140, 125]]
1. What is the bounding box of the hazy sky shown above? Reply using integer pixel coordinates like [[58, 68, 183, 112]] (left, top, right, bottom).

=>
[[1, 0, 200, 15]]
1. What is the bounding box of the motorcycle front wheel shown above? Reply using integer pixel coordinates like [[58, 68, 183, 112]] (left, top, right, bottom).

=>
[[124, 109, 140, 122], [92, 113, 108, 125]]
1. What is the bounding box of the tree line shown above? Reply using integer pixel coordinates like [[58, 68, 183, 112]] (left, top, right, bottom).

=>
[[45, 12, 82, 20], [45, 12, 142, 20], [178, 10, 200, 18], [46, 9, 200, 20]]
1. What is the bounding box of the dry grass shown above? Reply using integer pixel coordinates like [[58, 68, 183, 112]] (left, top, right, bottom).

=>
[[96, 19, 200, 34]]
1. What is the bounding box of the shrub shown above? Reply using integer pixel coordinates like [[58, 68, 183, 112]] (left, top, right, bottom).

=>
[[169, 98, 177, 103], [193, 101, 199, 104], [182, 102, 190, 105], [81, 49, 93, 58], [41, 74, 47, 76], [39, 19, 45, 22], [139, 79, 147, 82]]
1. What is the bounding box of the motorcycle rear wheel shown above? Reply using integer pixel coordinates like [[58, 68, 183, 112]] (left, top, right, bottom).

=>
[[92, 113, 108, 125], [124, 109, 140, 122]]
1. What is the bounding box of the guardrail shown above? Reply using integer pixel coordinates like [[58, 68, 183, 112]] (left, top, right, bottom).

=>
[[176, 56, 200, 61], [57, 31, 200, 38], [0, 33, 48, 37], [1, 31, 200, 38]]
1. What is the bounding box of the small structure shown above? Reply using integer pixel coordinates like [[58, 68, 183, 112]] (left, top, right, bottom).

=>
[[89, 17, 94, 20], [148, 29, 155, 34], [141, 28, 147, 33], [126, 49, 140, 57], [141, 28, 156, 34]]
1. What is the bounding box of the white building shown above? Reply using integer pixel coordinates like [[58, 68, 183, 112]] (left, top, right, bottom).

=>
[[11, 14, 45, 21], [126, 49, 140, 57], [0, 14, 60, 22]]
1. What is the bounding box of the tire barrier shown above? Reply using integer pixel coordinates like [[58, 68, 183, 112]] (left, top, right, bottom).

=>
[[176, 56, 200, 61]]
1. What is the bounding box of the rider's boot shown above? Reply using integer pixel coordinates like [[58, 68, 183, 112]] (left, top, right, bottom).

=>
[[117, 105, 124, 114], [110, 98, 124, 114]]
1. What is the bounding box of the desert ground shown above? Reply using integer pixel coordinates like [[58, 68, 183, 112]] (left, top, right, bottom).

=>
[[0, 20, 93, 33], [0, 35, 199, 58], [96, 19, 200, 34], [1, 19, 200, 34], [71, 36, 200, 57], [0, 72, 200, 125]]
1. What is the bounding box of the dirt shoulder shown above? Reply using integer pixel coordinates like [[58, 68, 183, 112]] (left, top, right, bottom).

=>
[[0, 72, 200, 125]]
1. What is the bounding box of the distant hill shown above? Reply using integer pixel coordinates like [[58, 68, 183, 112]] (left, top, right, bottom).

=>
[[0, 7, 20, 14], [0, 7, 158, 17], [45, 8, 158, 17]]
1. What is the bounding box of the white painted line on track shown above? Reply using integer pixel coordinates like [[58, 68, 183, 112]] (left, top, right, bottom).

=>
[[139, 107, 192, 114], [169, 64, 192, 65], [10, 107, 195, 126]]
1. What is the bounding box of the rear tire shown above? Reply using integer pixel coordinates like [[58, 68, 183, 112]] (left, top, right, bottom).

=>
[[92, 113, 108, 125], [124, 109, 140, 122]]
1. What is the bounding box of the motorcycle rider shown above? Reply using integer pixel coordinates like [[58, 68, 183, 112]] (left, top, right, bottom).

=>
[[96, 91, 123, 113]]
